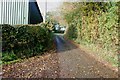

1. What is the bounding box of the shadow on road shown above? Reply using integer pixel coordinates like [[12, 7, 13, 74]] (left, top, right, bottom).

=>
[[54, 33, 78, 53]]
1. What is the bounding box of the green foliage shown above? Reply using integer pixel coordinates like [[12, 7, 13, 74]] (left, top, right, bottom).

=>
[[65, 23, 78, 40], [62, 2, 118, 66], [2, 24, 17, 52], [1, 23, 54, 62], [2, 52, 18, 62]]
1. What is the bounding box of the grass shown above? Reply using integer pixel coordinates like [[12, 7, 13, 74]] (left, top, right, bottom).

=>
[[3, 59, 22, 65], [75, 39, 118, 67], [1, 52, 21, 65]]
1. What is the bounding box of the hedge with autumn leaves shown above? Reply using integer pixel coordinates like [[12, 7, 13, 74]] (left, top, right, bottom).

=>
[[62, 2, 119, 66]]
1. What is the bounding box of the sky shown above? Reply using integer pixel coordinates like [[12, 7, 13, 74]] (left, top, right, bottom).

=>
[[36, 0, 82, 13], [36, 0, 63, 22], [35, 0, 80, 22], [36, 0, 63, 14]]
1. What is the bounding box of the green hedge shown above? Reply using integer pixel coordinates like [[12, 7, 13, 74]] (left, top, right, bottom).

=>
[[63, 2, 118, 66], [1, 23, 54, 62]]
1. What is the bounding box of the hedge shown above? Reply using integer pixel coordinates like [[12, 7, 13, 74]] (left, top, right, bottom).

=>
[[62, 2, 119, 66], [1, 23, 54, 62]]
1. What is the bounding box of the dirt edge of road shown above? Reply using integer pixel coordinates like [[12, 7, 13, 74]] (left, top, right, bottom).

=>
[[64, 37, 118, 74], [2, 40, 60, 78]]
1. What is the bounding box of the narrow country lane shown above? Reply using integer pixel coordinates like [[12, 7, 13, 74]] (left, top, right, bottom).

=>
[[55, 34, 118, 78], [2, 34, 118, 78]]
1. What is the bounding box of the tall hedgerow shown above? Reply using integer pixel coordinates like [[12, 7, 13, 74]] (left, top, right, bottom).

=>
[[62, 2, 119, 66]]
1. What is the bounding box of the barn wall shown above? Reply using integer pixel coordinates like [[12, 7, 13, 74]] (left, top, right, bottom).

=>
[[0, 0, 29, 25]]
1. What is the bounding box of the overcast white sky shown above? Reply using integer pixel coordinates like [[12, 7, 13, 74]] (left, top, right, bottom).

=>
[[36, 0, 63, 15]]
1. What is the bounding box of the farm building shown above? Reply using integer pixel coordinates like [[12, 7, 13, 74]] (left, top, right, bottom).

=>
[[0, 0, 43, 25]]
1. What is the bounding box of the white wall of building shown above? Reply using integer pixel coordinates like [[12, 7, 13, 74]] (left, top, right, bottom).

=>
[[0, 0, 29, 25]]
